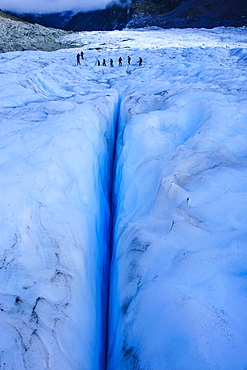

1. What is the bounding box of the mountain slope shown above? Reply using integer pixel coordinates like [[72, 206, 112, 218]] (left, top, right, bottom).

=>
[[0, 13, 76, 53], [64, 0, 247, 31], [63, 5, 133, 32], [127, 0, 247, 28], [7, 11, 74, 29], [5, 0, 247, 32], [0, 9, 27, 22]]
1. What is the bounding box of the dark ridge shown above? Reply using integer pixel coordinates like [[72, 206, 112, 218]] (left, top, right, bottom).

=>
[[130, 0, 185, 16], [127, 0, 247, 29], [2, 0, 246, 32], [63, 5, 133, 31], [6, 11, 74, 29], [0, 10, 27, 22], [63, 0, 247, 31]]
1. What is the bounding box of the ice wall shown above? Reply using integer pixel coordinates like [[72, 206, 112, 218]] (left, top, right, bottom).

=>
[[108, 79, 247, 369], [0, 51, 119, 369]]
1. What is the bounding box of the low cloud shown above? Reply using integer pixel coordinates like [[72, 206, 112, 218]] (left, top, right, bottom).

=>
[[0, 0, 116, 14]]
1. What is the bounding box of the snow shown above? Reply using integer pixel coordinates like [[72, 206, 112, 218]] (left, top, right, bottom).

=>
[[0, 25, 247, 369]]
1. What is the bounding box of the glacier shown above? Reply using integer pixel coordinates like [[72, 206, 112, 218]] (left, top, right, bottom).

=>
[[0, 16, 75, 53], [0, 26, 247, 369]]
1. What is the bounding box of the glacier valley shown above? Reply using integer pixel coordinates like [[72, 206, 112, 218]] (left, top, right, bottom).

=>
[[0, 27, 247, 369]]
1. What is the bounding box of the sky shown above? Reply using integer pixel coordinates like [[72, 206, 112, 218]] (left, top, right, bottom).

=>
[[0, 0, 119, 14]]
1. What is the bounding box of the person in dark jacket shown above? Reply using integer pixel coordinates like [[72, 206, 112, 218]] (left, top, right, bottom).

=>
[[139, 57, 143, 66], [77, 53, 80, 65], [81, 51, 84, 59], [118, 57, 122, 66], [103, 58, 106, 66], [110, 59, 114, 67], [127, 56, 131, 65]]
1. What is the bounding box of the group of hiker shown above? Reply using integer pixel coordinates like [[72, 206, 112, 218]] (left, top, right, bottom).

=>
[[76, 52, 143, 67]]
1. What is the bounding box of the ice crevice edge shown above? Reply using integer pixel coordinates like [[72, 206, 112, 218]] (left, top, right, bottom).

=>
[[0, 84, 123, 370]]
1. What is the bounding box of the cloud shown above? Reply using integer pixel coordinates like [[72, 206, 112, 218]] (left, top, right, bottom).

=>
[[0, 0, 115, 14]]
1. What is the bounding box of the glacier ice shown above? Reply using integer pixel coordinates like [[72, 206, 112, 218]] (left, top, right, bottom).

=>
[[0, 26, 247, 369]]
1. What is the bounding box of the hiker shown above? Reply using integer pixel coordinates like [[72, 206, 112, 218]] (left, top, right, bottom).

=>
[[118, 57, 122, 66], [97, 59, 100, 66], [139, 57, 143, 66], [81, 51, 84, 59], [127, 56, 131, 65], [103, 58, 106, 66], [110, 58, 114, 67], [77, 53, 80, 65]]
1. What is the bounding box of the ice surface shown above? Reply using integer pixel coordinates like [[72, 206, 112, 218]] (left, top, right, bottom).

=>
[[103, 28, 247, 370], [0, 26, 247, 369], [0, 49, 119, 369]]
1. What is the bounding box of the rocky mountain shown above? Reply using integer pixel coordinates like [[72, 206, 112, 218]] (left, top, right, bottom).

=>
[[3, 0, 247, 32], [0, 11, 76, 53], [128, 0, 247, 28], [62, 0, 247, 31], [63, 4, 133, 31]]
